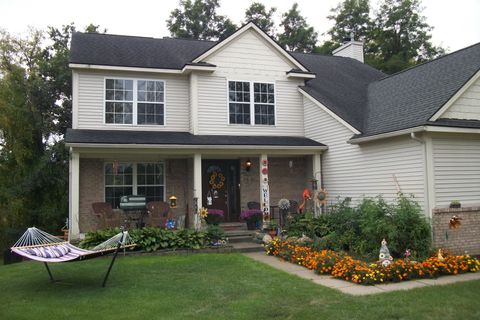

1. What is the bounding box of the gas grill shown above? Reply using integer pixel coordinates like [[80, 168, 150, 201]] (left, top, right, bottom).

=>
[[119, 195, 147, 228]]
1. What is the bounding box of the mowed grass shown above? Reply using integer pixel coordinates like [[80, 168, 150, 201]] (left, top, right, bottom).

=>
[[1, 253, 479, 320]]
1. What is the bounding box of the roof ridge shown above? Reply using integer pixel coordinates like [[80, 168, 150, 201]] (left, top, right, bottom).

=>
[[73, 31, 217, 43], [375, 41, 480, 82]]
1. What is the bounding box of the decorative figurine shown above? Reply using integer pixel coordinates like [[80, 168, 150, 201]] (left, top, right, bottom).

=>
[[379, 238, 393, 267]]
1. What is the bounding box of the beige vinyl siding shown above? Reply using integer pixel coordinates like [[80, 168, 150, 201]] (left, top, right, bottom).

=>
[[196, 29, 304, 136], [432, 135, 480, 207], [76, 70, 190, 131], [304, 97, 426, 209], [197, 77, 304, 136], [441, 76, 480, 120]]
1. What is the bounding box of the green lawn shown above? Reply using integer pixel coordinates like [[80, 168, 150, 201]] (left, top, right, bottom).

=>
[[1, 253, 479, 320]]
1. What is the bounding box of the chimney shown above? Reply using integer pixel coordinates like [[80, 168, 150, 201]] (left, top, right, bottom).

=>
[[332, 33, 364, 63]]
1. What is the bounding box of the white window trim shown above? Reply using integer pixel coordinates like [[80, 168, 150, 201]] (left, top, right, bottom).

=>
[[103, 77, 167, 126], [103, 161, 166, 206], [227, 79, 277, 126]]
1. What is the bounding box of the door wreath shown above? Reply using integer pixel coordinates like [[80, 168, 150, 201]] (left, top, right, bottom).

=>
[[209, 171, 225, 190]]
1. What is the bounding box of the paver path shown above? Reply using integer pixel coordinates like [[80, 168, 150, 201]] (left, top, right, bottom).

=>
[[243, 251, 480, 296]]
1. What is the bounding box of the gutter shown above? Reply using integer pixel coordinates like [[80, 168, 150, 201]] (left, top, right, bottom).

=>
[[348, 124, 480, 144]]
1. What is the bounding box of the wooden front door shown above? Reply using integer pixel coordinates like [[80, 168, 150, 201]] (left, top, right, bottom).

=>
[[202, 160, 240, 222]]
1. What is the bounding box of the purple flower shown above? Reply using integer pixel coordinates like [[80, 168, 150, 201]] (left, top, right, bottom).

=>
[[207, 209, 224, 216], [240, 209, 263, 220]]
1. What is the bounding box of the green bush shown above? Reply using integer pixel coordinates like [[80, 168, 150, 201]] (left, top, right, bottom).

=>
[[79, 227, 226, 252], [284, 194, 432, 260]]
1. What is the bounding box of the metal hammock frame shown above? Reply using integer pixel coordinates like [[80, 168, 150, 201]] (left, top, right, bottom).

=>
[[11, 227, 136, 287]]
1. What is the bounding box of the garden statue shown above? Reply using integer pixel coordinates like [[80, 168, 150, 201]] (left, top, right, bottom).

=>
[[379, 239, 393, 267], [262, 234, 273, 244], [437, 249, 444, 260]]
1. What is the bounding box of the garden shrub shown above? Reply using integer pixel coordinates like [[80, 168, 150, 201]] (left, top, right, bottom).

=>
[[80, 227, 226, 252], [284, 194, 432, 260]]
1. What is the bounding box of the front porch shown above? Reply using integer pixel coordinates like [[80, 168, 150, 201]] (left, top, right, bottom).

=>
[[69, 149, 323, 239]]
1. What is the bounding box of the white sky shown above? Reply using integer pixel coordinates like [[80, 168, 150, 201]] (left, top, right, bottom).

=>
[[1, 0, 479, 52]]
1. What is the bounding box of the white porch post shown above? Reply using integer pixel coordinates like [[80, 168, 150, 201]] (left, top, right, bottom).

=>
[[259, 154, 270, 228], [69, 149, 80, 240], [193, 153, 202, 230], [313, 153, 322, 217]]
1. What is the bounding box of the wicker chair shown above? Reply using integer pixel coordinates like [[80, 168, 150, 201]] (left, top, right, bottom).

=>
[[92, 202, 122, 228], [289, 200, 299, 215], [146, 201, 172, 228]]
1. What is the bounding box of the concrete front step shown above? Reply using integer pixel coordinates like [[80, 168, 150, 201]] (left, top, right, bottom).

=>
[[224, 229, 257, 237], [227, 235, 254, 243], [230, 241, 264, 253], [220, 222, 247, 232]]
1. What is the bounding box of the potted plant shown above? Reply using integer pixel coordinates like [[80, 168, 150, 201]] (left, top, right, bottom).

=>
[[450, 200, 461, 209], [240, 209, 263, 230], [205, 209, 224, 225], [266, 220, 279, 238]]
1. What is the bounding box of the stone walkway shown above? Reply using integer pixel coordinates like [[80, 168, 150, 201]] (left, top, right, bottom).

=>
[[243, 251, 480, 296]]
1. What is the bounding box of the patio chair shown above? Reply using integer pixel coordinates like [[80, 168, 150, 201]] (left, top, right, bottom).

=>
[[92, 202, 122, 228], [146, 201, 172, 228], [247, 201, 260, 210]]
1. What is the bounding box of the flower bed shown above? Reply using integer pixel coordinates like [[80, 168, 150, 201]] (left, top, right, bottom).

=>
[[265, 238, 480, 285]]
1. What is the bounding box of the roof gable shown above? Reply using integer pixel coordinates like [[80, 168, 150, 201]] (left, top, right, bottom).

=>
[[430, 70, 480, 121], [361, 42, 480, 138], [193, 22, 309, 72]]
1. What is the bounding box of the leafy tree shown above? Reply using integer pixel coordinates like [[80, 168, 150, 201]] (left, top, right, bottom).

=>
[[0, 24, 103, 252], [244, 2, 277, 36], [166, 0, 237, 40], [327, 0, 372, 43], [369, 0, 444, 73], [278, 3, 318, 53]]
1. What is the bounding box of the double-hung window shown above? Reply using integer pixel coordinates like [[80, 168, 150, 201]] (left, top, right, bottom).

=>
[[104, 162, 165, 209], [105, 78, 165, 125], [228, 80, 275, 125]]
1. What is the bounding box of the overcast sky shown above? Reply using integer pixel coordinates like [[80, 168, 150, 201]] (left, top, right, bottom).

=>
[[1, 0, 479, 52]]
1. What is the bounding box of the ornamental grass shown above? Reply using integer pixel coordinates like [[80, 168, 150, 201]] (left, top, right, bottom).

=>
[[265, 239, 480, 285]]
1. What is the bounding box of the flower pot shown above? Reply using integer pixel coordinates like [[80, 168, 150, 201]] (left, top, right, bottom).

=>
[[246, 220, 257, 230], [450, 203, 461, 209]]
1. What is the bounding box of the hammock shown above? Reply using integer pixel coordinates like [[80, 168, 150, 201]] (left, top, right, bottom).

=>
[[11, 227, 136, 287]]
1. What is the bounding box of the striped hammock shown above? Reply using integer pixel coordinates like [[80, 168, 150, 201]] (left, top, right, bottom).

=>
[[11, 227, 136, 287], [11, 227, 135, 263]]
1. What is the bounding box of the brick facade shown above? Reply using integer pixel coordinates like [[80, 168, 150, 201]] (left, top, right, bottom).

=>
[[79, 158, 104, 232], [239, 156, 309, 211], [432, 207, 480, 255]]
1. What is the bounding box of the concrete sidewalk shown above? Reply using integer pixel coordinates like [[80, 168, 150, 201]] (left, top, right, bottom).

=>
[[243, 251, 480, 296]]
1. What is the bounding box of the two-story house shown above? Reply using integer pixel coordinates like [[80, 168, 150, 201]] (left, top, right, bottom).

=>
[[66, 22, 480, 240]]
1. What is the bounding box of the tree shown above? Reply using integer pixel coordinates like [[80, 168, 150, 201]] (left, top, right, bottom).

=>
[[0, 24, 103, 252], [244, 2, 277, 36], [166, 0, 237, 40], [368, 0, 444, 73], [278, 3, 318, 53], [327, 0, 372, 43]]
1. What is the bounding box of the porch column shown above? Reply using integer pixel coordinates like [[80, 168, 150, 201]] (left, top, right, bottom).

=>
[[313, 153, 322, 217], [69, 149, 80, 240], [259, 154, 270, 228], [193, 153, 202, 229]]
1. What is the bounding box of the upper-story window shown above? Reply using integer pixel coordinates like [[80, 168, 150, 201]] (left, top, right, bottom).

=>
[[228, 80, 275, 125], [105, 78, 165, 125]]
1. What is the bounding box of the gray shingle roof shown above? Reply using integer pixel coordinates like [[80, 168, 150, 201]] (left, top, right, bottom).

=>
[[70, 32, 215, 69], [65, 129, 325, 147], [362, 43, 480, 137], [292, 53, 385, 131]]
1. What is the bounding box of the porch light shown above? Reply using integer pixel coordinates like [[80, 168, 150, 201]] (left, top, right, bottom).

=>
[[169, 195, 177, 208], [245, 159, 252, 172]]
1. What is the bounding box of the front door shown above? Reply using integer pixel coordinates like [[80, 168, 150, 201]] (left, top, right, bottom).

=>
[[202, 160, 240, 222]]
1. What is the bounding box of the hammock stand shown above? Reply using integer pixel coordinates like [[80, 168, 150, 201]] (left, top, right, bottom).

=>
[[10, 227, 136, 287]]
